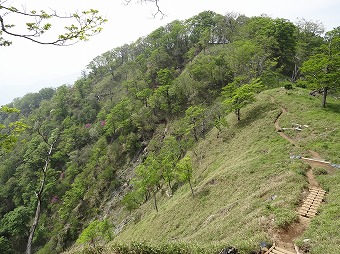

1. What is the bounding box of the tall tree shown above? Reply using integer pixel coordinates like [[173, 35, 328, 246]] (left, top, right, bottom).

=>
[[292, 19, 324, 81], [270, 18, 298, 75], [301, 27, 340, 107], [241, 16, 297, 76], [25, 128, 59, 254]]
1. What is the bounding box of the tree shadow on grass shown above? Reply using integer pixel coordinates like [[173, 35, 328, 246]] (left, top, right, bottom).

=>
[[236, 102, 274, 128], [325, 102, 340, 113]]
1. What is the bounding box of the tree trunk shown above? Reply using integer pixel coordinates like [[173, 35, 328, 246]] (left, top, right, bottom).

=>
[[291, 62, 299, 82], [235, 108, 240, 121], [153, 190, 158, 212], [188, 178, 194, 197], [167, 178, 172, 196], [26, 198, 42, 254], [26, 140, 55, 254], [322, 86, 328, 108]]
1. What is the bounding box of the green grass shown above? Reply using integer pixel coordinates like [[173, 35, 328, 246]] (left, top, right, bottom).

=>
[[295, 171, 340, 254], [109, 89, 312, 253], [66, 87, 340, 254]]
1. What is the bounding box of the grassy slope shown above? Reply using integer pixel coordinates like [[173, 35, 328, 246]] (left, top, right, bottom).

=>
[[275, 89, 340, 254], [68, 87, 340, 253]]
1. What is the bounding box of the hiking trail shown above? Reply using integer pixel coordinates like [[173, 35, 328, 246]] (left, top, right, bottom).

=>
[[266, 104, 332, 254]]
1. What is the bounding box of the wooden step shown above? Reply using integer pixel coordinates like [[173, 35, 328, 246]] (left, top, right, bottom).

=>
[[298, 188, 326, 218], [264, 244, 296, 254]]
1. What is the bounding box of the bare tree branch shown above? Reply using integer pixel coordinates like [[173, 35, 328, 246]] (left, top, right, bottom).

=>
[[124, 0, 165, 18]]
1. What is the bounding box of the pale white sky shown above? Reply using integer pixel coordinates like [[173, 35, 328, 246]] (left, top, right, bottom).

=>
[[1, 0, 339, 106]]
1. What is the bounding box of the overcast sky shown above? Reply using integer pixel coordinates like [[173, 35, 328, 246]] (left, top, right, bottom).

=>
[[1, 0, 339, 106]]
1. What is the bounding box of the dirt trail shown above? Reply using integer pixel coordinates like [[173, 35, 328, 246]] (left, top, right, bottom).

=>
[[272, 104, 329, 253], [274, 108, 296, 146], [302, 150, 336, 175]]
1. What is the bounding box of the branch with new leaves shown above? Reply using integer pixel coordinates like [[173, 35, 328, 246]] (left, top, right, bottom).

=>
[[0, 1, 107, 46]]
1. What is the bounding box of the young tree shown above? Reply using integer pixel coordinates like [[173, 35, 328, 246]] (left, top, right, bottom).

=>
[[184, 106, 206, 141], [223, 78, 263, 121], [158, 136, 181, 194], [176, 156, 194, 196], [134, 153, 162, 211]]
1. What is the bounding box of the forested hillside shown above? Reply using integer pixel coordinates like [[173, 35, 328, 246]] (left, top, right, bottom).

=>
[[0, 11, 339, 254]]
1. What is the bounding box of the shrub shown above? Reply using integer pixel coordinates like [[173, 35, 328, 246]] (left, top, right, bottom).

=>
[[295, 79, 309, 88], [76, 219, 113, 247], [283, 82, 293, 90]]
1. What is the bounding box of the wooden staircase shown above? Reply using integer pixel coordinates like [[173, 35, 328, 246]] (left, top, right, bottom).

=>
[[264, 188, 326, 254], [297, 187, 326, 218]]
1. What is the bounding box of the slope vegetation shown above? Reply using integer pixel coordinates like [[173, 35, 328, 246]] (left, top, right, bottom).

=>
[[0, 10, 339, 254], [66, 88, 339, 253]]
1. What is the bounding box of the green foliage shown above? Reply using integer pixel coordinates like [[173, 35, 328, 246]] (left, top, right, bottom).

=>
[[122, 191, 143, 211], [300, 27, 340, 107], [77, 219, 113, 245], [59, 177, 86, 220], [1, 10, 339, 254], [0, 3, 107, 46], [176, 156, 194, 196], [0, 206, 30, 253], [223, 78, 264, 120], [156, 68, 175, 86], [0, 236, 14, 254], [109, 241, 221, 254], [188, 53, 233, 97], [183, 106, 205, 141], [0, 206, 30, 236], [283, 82, 293, 90], [105, 99, 135, 137], [0, 106, 27, 154]]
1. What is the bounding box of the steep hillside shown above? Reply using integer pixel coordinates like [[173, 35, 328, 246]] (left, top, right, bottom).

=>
[[66, 88, 340, 254], [0, 10, 339, 254]]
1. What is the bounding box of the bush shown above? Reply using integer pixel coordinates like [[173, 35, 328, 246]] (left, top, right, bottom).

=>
[[76, 219, 113, 246], [296, 82, 307, 89], [283, 82, 293, 90]]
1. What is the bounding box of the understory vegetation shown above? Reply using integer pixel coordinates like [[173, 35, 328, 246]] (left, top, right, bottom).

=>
[[0, 10, 339, 254]]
